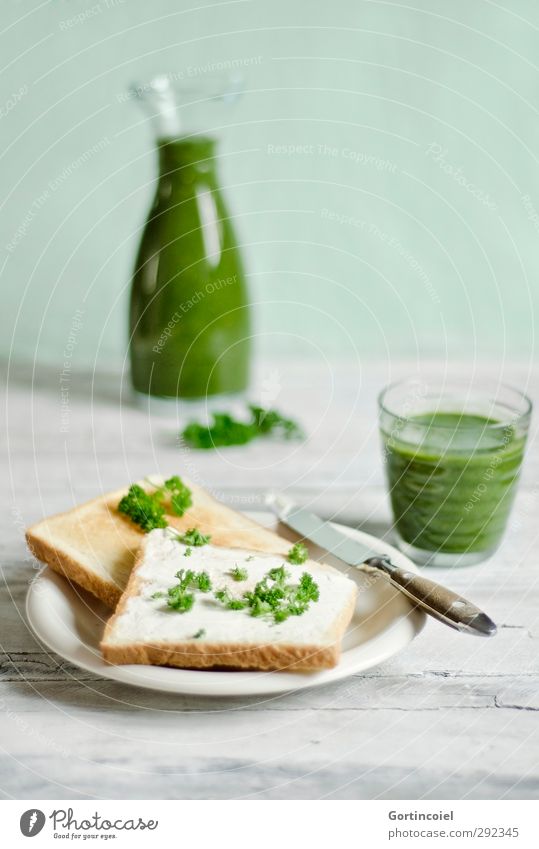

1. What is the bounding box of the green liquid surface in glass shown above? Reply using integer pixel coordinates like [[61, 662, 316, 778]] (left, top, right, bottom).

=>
[[382, 411, 526, 554], [129, 136, 250, 399]]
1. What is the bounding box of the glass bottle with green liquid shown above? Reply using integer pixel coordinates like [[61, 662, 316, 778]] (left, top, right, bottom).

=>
[[129, 75, 251, 401]]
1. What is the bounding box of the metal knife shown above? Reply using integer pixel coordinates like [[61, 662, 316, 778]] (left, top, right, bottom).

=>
[[266, 493, 497, 637]]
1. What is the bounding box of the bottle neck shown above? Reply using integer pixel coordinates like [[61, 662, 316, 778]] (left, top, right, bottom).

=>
[[156, 136, 218, 189]]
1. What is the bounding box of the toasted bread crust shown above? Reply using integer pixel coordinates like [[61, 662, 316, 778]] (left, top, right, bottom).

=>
[[25, 529, 123, 608], [100, 639, 340, 671], [26, 478, 291, 609]]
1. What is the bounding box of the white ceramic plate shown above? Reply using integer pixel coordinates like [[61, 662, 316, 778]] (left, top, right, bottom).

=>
[[26, 512, 425, 696]]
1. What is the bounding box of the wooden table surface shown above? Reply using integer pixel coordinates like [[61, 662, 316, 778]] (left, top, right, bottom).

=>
[[2, 360, 538, 800]]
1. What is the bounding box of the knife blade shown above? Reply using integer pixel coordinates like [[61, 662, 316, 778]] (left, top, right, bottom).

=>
[[266, 492, 497, 637]]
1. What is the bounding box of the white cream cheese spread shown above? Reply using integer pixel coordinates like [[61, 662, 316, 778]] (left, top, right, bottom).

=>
[[107, 529, 357, 646]]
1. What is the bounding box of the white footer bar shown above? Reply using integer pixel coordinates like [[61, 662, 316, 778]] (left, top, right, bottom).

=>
[[3, 799, 537, 848]]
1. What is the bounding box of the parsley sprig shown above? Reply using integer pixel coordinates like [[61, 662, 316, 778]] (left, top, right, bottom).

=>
[[176, 528, 211, 547], [181, 405, 304, 450], [157, 475, 193, 517], [214, 565, 319, 623], [118, 484, 167, 532], [118, 476, 192, 532], [230, 565, 248, 582], [287, 542, 309, 565], [214, 587, 249, 610], [153, 569, 212, 612]]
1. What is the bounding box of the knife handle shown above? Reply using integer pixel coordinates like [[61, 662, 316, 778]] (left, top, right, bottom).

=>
[[365, 557, 497, 637]]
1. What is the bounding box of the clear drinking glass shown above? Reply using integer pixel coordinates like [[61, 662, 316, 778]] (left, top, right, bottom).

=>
[[378, 378, 532, 566]]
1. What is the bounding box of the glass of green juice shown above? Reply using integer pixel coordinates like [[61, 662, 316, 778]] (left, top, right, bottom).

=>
[[378, 378, 532, 566]]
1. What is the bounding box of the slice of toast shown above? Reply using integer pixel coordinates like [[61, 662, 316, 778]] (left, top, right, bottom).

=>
[[26, 476, 291, 609], [101, 529, 357, 672]]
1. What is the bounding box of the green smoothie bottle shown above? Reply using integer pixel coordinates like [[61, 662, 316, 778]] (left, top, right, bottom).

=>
[[129, 76, 251, 400]]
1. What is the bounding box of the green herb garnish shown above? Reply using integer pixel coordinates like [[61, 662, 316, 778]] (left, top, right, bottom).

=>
[[160, 475, 193, 517], [214, 565, 319, 623], [153, 569, 212, 612], [287, 542, 309, 565], [181, 405, 304, 450], [118, 484, 168, 532], [191, 628, 206, 639], [118, 475, 192, 531], [250, 406, 302, 439], [191, 571, 212, 592], [183, 414, 253, 449], [214, 587, 249, 610], [177, 528, 211, 547], [184, 547, 192, 557], [230, 565, 248, 582]]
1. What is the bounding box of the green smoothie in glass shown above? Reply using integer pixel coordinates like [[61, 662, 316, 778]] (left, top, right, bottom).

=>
[[379, 380, 531, 566]]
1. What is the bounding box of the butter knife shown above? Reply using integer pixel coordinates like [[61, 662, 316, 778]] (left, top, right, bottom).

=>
[[266, 493, 497, 637]]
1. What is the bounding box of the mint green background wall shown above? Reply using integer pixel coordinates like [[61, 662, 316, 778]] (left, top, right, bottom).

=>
[[1, 0, 538, 371]]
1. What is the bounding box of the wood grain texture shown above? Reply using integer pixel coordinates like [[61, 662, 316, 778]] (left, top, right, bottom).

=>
[[2, 360, 539, 800]]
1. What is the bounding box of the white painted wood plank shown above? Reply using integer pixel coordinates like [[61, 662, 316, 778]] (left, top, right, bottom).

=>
[[0, 689, 538, 799], [1, 666, 535, 711]]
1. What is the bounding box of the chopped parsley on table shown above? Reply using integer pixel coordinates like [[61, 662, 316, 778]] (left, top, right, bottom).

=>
[[287, 542, 309, 565], [230, 565, 248, 582], [181, 405, 304, 450], [118, 475, 192, 532]]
